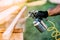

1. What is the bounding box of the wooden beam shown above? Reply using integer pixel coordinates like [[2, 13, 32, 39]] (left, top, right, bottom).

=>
[[0, 28, 23, 33]]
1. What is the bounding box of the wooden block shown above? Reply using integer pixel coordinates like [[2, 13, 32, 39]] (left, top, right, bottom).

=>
[[0, 32, 23, 40]]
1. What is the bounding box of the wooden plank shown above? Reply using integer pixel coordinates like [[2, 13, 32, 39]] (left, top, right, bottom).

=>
[[2, 6, 27, 40], [10, 33, 23, 40], [0, 33, 3, 40], [27, 0, 47, 6], [0, 0, 27, 12], [0, 32, 23, 40]]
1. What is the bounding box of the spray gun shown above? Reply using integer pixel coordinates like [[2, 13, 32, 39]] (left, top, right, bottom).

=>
[[29, 10, 48, 32], [28, 10, 60, 40]]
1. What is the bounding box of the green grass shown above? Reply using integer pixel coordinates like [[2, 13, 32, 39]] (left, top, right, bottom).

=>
[[24, 1, 60, 40]]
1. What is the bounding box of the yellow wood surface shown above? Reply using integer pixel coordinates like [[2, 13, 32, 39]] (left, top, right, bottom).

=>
[[0, 0, 28, 40]]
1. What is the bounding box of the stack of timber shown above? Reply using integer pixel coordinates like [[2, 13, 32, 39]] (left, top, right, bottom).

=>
[[0, 5, 27, 40]]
